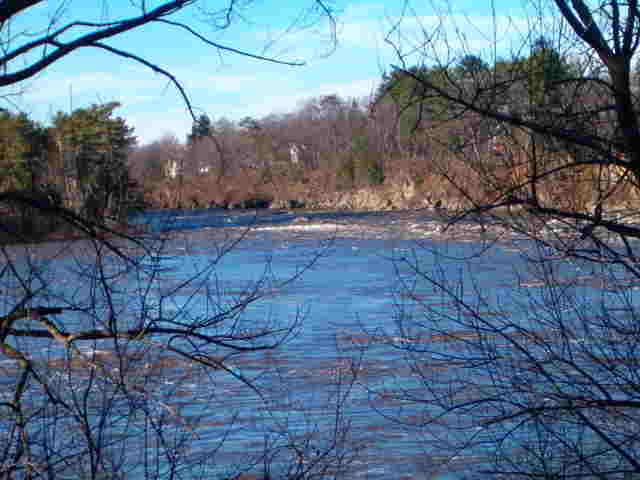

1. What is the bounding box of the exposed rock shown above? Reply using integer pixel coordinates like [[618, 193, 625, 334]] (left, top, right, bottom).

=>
[[288, 199, 306, 209], [311, 181, 416, 211], [268, 177, 471, 212], [269, 198, 307, 210]]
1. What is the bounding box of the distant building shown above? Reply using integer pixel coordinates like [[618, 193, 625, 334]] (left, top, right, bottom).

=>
[[289, 143, 303, 164], [165, 159, 179, 179]]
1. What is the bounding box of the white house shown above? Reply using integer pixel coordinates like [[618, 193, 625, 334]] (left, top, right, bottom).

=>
[[289, 143, 303, 165], [165, 159, 179, 179]]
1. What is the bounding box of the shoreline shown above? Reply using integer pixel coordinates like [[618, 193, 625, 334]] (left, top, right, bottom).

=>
[[6, 205, 640, 250]]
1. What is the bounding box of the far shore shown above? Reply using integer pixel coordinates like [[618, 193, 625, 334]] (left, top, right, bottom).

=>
[[5, 204, 640, 249]]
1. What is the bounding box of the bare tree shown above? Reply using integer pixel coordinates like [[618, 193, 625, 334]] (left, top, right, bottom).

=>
[[0, 2, 358, 478], [0, 1, 336, 113], [371, 1, 640, 479], [0, 200, 360, 478], [383, 0, 640, 258]]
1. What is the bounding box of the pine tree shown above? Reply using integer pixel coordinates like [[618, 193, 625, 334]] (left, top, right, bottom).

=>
[[187, 114, 213, 144], [51, 102, 136, 221]]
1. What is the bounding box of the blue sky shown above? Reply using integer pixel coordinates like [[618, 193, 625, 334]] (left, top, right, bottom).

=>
[[8, 0, 532, 145]]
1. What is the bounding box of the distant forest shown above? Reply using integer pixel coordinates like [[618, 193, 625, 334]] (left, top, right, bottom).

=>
[[3, 38, 640, 227]]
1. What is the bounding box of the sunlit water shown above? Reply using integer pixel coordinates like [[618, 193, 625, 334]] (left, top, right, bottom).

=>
[[2, 209, 638, 479]]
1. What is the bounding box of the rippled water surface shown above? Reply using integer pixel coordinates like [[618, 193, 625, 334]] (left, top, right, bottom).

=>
[[4, 209, 638, 479]]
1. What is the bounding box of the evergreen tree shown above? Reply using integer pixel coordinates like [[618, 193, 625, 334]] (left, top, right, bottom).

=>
[[51, 102, 136, 221], [525, 37, 575, 108], [187, 114, 213, 144], [0, 111, 46, 192], [457, 54, 489, 77]]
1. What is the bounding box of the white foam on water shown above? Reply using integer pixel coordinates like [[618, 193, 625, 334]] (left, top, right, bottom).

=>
[[256, 223, 350, 232]]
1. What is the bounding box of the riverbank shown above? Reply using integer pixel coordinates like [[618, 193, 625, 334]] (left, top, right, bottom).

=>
[[7, 198, 640, 253], [0, 211, 146, 246]]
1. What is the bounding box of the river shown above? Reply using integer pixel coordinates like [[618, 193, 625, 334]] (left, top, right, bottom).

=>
[[1, 208, 637, 479]]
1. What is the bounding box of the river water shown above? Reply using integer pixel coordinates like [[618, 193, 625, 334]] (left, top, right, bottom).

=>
[[2, 208, 637, 479]]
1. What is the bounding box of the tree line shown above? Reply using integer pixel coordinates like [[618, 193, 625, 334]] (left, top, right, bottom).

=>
[[128, 37, 640, 214], [5, 37, 638, 221], [0, 102, 136, 240]]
